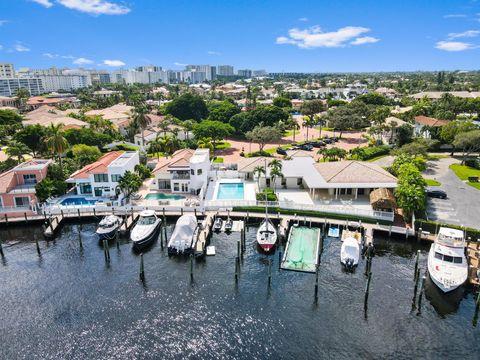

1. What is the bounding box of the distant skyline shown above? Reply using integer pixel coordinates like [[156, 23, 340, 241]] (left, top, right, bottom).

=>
[[1, 0, 480, 72]]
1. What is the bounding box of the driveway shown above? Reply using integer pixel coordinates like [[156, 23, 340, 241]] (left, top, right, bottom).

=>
[[423, 157, 479, 229]]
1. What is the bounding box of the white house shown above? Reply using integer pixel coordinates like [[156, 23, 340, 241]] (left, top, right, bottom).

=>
[[414, 116, 448, 139], [151, 148, 210, 195], [67, 151, 140, 198]]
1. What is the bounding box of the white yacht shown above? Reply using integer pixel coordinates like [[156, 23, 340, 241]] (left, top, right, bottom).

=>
[[257, 218, 277, 252], [340, 230, 361, 271], [168, 215, 198, 255], [130, 210, 162, 248], [427, 227, 468, 293], [96, 215, 123, 240]]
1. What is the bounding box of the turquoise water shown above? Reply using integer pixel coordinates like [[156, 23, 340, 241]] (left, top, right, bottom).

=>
[[216, 183, 244, 200], [145, 193, 186, 201], [60, 197, 97, 205]]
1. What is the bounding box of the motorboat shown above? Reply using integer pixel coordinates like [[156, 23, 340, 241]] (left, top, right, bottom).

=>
[[96, 215, 123, 240], [213, 217, 223, 232], [168, 215, 198, 255], [257, 218, 277, 252], [427, 227, 468, 293], [224, 218, 233, 233], [130, 210, 161, 248], [328, 225, 340, 238], [340, 230, 360, 271]]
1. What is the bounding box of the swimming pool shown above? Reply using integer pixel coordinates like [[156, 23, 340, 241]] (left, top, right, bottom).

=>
[[145, 193, 186, 201], [60, 197, 97, 206], [216, 182, 245, 200]]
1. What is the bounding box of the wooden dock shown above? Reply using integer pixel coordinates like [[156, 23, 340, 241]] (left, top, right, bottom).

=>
[[195, 213, 214, 256], [467, 242, 480, 286]]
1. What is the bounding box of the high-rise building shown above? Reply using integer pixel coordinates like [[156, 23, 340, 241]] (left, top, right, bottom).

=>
[[237, 69, 252, 78], [217, 65, 234, 76], [136, 65, 163, 72], [185, 65, 215, 81], [0, 64, 15, 78], [253, 69, 267, 77], [36, 74, 90, 92], [89, 71, 111, 84], [0, 77, 44, 97]]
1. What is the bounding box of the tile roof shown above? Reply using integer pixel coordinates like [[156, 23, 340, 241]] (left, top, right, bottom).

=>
[[237, 157, 273, 172], [414, 116, 449, 127], [69, 151, 123, 179], [313, 161, 397, 184], [0, 170, 16, 193], [153, 149, 196, 173]]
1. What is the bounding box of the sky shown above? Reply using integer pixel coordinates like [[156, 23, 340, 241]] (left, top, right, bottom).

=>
[[0, 0, 480, 72]]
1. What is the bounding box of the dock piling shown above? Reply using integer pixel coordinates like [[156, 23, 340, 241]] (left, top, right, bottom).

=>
[[414, 250, 420, 281], [364, 271, 372, 303], [412, 266, 421, 309], [416, 275, 426, 315], [78, 225, 83, 249], [139, 253, 145, 281], [24, 212, 28, 224], [237, 240, 240, 260], [267, 259, 272, 287], [35, 235, 41, 255], [4, 213, 8, 226], [190, 254, 194, 281], [278, 251, 282, 270], [234, 257, 239, 283], [0, 238, 4, 257], [103, 239, 110, 262]]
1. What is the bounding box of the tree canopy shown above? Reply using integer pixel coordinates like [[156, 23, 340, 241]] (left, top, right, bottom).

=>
[[207, 100, 240, 123], [245, 125, 282, 152], [229, 105, 289, 135], [192, 120, 234, 148], [164, 93, 208, 121]]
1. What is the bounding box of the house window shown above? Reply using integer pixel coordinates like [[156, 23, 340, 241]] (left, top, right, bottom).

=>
[[94, 174, 109, 182], [0, 197, 3, 208], [197, 169, 202, 175], [79, 183, 92, 194], [94, 187, 103, 196], [15, 197, 29, 207], [191, 169, 195, 175], [182, 183, 189, 192], [173, 182, 180, 192], [297, 178, 302, 186], [23, 174, 37, 184], [358, 188, 365, 195], [111, 174, 121, 182]]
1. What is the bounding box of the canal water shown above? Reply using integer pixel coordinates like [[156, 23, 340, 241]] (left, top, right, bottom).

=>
[[0, 221, 478, 359]]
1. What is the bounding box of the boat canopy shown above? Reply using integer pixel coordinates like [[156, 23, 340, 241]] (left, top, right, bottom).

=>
[[169, 215, 197, 251], [437, 227, 464, 247]]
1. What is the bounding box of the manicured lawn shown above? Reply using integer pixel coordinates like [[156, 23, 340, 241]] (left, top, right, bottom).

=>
[[424, 178, 441, 186], [215, 141, 231, 150], [366, 154, 389, 162], [428, 154, 449, 160], [468, 182, 480, 190], [284, 130, 300, 137], [212, 156, 224, 163], [449, 164, 480, 180]]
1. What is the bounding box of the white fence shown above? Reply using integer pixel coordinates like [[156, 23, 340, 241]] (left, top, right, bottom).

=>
[[204, 200, 395, 222]]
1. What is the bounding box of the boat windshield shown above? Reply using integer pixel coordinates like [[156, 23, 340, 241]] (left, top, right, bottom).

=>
[[434, 251, 463, 264], [138, 216, 156, 225]]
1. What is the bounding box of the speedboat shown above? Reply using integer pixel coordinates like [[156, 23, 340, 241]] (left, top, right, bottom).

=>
[[168, 215, 198, 255], [224, 218, 233, 233], [213, 217, 223, 232], [257, 218, 277, 252], [130, 210, 161, 249], [96, 215, 123, 240], [340, 230, 360, 271], [427, 227, 468, 293]]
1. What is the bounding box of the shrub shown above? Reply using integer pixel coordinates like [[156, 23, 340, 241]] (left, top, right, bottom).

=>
[[256, 188, 277, 201], [348, 145, 390, 161], [135, 163, 152, 180], [246, 150, 272, 158], [464, 158, 480, 170], [414, 219, 480, 239]]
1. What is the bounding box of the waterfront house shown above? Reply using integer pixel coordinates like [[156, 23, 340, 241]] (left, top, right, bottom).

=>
[[414, 116, 448, 139], [152, 148, 210, 195], [23, 105, 87, 129], [66, 151, 139, 198], [379, 116, 410, 145], [84, 103, 133, 135], [0, 159, 51, 216]]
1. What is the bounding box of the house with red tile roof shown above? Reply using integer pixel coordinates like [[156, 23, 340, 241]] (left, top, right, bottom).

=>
[[0, 159, 51, 217], [66, 151, 139, 198], [414, 116, 449, 139], [152, 148, 210, 194]]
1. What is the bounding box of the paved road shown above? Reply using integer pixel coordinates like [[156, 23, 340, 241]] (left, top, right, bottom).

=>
[[423, 157, 479, 229]]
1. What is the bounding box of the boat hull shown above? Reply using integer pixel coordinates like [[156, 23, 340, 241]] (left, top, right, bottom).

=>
[[427, 244, 467, 293], [96, 227, 119, 241], [131, 222, 161, 249]]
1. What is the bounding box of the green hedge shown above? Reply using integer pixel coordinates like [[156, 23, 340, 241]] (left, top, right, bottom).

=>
[[233, 206, 393, 225], [415, 219, 480, 239], [349, 145, 390, 161]]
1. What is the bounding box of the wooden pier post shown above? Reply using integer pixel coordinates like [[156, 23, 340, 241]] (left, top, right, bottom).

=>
[[77, 208, 81, 221], [139, 253, 145, 281], [24, 212, 28, 224], [160, 223, 164, 249], [61, 209, 64, 219], [93, 208, 96, 217], [416, 275, 426, 315], [163, 207, 165, 217], [116, 231, 120, 250], [35, 235, 41, 255], [194, 208, 197, 217], [78, 224, 83, 249], [364, 271, 372, 304], [4, 213, 8, 226], [190, 254, 194, 281], [314, 265, 319, 302], [267, 259, 272, 287], [0, 238, 4, 257], [103, 239, 110, 262], [412, 267, 421, 310], [234, 257, 239, 283], [278, 251, 282, 270], [181, 207, 184, 216], [414, 250, 420, 281], [163, 221, 167, 242], [237, 240, 241, 261]]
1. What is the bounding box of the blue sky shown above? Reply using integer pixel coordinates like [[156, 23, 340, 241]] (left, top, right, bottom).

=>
[[1, 0, 480, 72]]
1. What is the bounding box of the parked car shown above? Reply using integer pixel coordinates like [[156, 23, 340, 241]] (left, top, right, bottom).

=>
[[331, 136, 339, 142], [323, 138, 333, 144], [276, 147, 288, 155], [297, 144, 313, 151], [426, 189, 447, 199], [310, 141, 326, 148]]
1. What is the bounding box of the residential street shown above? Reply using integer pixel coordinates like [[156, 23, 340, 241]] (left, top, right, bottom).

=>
[[423, 157, 479, 229]]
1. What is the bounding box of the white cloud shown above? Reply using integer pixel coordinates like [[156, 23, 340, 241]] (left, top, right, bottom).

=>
[[57, 0, 131, 15], [174, 62, 187, 66], [0, 20, 8, 26], [61, 55, 75, 59], [103, 59, 125, 67], [207, 50, 221, 55], [73, 57, 94, 65], [43, 52, 59, 58], [299, 17, 308, 22], [0, 45, 3, 51], [435, 41, 476, 51], [350, 36, 379, 45], [447, 30, 480, 39], [443, 14, 467, 18], [14, 43, 31, 52], [31, 0, 54, 8], [276, 25, 377, 48]]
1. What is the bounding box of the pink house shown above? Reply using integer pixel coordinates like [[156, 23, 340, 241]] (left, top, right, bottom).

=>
[[0, 159, 51, 217]]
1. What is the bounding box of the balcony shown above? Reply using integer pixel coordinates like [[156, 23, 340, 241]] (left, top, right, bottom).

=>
[[9, 184, 36, 194], [172, 173, 190, 180]]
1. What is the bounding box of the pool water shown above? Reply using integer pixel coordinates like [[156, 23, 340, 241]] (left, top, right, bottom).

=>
[[216, 182, 245, 200], [145, 193, 186, 201], [60, 197, 97, 206]]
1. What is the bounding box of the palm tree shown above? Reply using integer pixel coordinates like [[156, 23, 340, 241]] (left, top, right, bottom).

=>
[[316, 116, 326, 139], [44, 123, 69, 171], [158, 118, 171, 137], [132, 105, 151, 148], [148, 134, 163, 160], [15, 88, 30, 110], [5, 140, 31, 163], [302, 116, 315, 141], [268, 159, 283, 193], [197, 137, 214, 153], [253, 165, 266, 188], [182, 120, 195, 140]]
